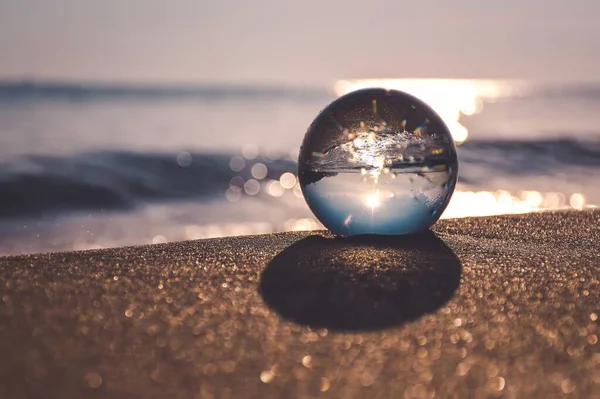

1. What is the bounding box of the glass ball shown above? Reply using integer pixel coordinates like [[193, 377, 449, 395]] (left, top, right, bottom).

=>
[[298, 88, 458, 236]]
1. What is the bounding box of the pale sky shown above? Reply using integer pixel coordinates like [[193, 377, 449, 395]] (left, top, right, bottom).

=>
[[0, 0, 598, 85]]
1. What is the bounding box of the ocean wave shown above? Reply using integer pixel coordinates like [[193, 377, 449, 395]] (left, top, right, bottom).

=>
[[0, 151, 296, 218], [458, 138, 600, 170], [1, 138, 599, 218], [0, 81, 330, 102], [2, 80, 600, 103]]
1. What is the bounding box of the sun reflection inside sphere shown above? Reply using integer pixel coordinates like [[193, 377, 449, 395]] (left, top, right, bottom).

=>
[[364, 190, 382, 210]]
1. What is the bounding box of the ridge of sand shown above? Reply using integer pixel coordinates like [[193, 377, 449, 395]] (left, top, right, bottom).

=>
[[0, 210, 599, 397]]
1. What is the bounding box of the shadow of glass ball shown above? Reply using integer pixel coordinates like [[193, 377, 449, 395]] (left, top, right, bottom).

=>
[[259, 232, 461, 331]]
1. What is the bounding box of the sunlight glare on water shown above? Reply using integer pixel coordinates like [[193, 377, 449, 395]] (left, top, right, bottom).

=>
[[334, 78, 528, 144]]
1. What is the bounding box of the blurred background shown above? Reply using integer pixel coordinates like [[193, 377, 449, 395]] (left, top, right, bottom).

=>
[[0, 0, 598, 254]]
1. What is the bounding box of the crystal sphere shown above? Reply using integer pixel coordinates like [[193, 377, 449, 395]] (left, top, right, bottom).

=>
[[298, 88, 458, 236]]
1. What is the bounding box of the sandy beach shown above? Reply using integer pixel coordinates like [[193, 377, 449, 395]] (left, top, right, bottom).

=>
[[0, 210, 598, 397]]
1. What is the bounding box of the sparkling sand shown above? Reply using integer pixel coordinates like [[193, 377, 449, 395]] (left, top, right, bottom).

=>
[[0, 211, 599, 397]]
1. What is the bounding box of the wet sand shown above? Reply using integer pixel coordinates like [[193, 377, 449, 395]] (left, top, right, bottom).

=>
[[0, 210, 599, 398]]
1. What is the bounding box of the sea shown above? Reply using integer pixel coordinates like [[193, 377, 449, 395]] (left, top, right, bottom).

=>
[[0, 78, 599, 255]]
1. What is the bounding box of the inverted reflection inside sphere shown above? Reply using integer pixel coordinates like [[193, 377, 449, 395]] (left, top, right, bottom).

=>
[[298, 88, 458, 236]]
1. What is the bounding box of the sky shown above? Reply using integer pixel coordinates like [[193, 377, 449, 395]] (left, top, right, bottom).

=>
[[0, 0, 598, 85]]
